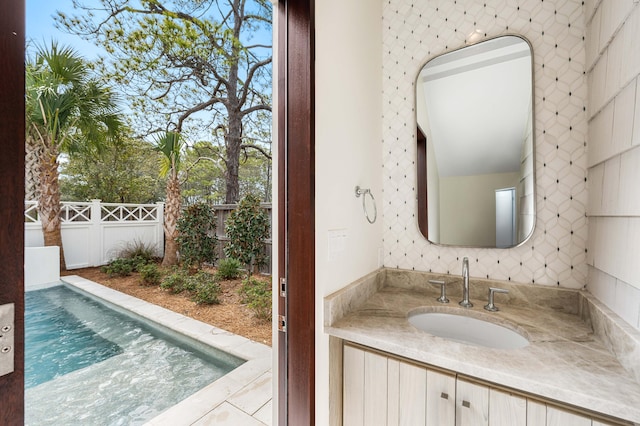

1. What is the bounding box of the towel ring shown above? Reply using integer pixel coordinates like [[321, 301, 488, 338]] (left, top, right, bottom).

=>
[[355, 186, 377, 224]]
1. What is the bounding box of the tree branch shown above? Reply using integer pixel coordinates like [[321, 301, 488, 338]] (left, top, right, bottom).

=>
[[241, 143, 271, 160], [176, 97, 225, 132]]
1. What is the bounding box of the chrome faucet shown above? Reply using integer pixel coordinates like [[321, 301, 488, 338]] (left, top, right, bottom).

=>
[[459, 257, 473, 308]]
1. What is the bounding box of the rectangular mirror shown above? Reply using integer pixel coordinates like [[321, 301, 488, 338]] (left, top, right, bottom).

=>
[[416, 35, 535, 248]]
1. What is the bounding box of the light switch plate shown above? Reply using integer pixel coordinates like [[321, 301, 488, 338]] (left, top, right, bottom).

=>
[[0, 303, 15, 377], [327, 229, 348, 262]]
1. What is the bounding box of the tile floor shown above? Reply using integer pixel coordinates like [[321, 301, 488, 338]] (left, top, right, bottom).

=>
[[61, 276, 273, 426]]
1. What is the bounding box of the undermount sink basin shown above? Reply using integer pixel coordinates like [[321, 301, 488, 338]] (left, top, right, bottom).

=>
[[408, 311, 529, 349]]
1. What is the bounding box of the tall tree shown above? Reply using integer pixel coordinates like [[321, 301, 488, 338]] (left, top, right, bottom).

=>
[[181, 139, 271, 204], [155, 131, 184, 266], [25, 42, 122, 270], [59, 0, 273, 203], [60, 136, 165, 203]]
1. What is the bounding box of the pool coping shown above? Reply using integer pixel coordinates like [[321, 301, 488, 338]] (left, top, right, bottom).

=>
[[59, 275, 272, 425]]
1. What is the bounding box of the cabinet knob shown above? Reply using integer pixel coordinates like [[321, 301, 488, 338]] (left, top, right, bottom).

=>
[[440, 392, 448, 400], [462, 400, 471, 408]]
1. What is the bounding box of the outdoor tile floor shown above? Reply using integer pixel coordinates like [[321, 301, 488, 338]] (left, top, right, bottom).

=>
[[62, 276, 273, 426]]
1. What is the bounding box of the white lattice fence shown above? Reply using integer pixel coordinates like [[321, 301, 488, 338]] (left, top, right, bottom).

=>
[[25, 200, 165, 269]]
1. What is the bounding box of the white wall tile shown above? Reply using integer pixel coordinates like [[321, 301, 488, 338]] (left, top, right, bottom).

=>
[[587, 0, 640, 328], [614, 278, 640, 328], [594, 217, 640, 290], [587, 102, 614, 167], [587, 163, 604, 215], [601, 156, 621, 215], [586, 0, 600, 21], [588, 50, 608, 116], [588, 266, 640, 330], [620, 7, 640, 90], [590, 217, 627, 277], [599, 0, 634, 52], [586, 217, 597, 266], [612, 80, 637, 154], [587, 265, 617, 308], [585, 6, 602, 71], [584, 0, 601, 23], [619, 146, 640, 215], [383, 0, 588, 288], [605, 28, 624, 99], [634, 77, 640, 147], [624, 218, 640, 288]]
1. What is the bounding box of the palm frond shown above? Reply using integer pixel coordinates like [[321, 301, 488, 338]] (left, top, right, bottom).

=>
[[153, 131, 184, 177], [25, 40, 123, 154]]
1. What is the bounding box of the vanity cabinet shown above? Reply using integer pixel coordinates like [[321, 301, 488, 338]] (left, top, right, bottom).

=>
[[342, 344, 621, 426]]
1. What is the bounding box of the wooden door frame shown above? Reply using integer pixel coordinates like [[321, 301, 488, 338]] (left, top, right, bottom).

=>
[[0, 1, 26, 424], [416, 126, 428, 238], [277, 0, 315, 424]]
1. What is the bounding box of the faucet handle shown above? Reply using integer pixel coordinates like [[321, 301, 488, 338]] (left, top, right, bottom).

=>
[[429, 279, 449, 304], [484, 287, 509, 312]]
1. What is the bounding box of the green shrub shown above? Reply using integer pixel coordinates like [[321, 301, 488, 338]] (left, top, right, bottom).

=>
[[160, 269, 189, 293], [101, 258, 135, 277], [118, 239, 157, 265], [224, 194, 270, 276], [139, 263, 162, 286], [239, 277, 272, 321], [176, 203, 217, 269], [182, 274, 199, 293], [216, 258, 242, 280], [191, 271, 221, 304]]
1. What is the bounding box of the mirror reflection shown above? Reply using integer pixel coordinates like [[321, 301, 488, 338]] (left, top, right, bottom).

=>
[[416, 35, 535, 248]]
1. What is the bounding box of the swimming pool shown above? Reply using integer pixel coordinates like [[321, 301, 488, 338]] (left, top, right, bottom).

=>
[[25, 282, 245, 425]]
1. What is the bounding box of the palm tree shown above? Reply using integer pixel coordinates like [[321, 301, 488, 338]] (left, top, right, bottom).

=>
[[155, 131, 184, 266], [25, 42, 122, 270]]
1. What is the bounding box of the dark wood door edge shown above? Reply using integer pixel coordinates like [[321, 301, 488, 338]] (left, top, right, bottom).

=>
[[277, 0, 316, 425], [0, 2, 26, 424]]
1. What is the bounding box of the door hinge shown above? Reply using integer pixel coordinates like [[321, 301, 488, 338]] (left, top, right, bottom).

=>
[[0, 303, 15, 377], [280, 277, 287, 297], [278, 314, 287, 332]]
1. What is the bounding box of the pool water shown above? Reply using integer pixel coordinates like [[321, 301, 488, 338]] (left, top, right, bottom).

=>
[[25, 285, 244, 425]]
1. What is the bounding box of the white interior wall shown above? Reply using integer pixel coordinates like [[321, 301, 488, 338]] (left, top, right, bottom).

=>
[[314, 0, 383, 424], [439, 172, 519, 247], [585, 0, 640, 331]]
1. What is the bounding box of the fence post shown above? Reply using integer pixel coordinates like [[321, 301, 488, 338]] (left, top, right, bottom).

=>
[[90, 199, 102, 267], [156, 202, 165, 258]]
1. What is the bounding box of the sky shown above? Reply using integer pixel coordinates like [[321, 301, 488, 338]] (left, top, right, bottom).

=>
[[25, 0, 273, 141], [26, 0, 102, 59]]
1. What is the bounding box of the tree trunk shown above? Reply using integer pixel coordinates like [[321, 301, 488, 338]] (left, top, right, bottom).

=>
[[225, 117, 242, 203], [25, 135, 41, 202], [162, 172, 181, 266], [38, 146, 66, 271], [224, 2, 243, 204]]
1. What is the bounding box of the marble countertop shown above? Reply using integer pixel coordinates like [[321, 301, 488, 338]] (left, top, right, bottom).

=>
[[324, 269, 640, 424]]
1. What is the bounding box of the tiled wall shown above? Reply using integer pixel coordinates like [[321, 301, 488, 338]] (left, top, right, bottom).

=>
[[382, 0, 589, 288], [585, 0, 640, 331]]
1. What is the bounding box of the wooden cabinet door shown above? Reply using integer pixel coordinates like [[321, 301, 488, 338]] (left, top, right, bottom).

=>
[[343, 345, 365, 425], [488, 388, 526, 426], [364, 350, 388, 426], [398, 361, 427, 426], [456, 379, 489, 426], [526, 399, 547, 426], [547, 406, 591, 426], [426, 369, 455, 426], [342, 345, 622, 426]]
